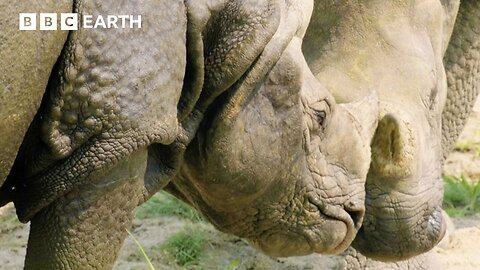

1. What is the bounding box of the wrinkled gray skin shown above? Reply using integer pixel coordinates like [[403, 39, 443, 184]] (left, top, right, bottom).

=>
[[302, 0, 480, 261], [169, 0, 480, 263], [169, 0, 378, 257], [0, 0, 478, 269], [0, 0, 377, 268]]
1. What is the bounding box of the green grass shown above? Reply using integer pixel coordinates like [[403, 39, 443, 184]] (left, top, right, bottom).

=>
[[135, 191, 203, 222], [158, 224, 207, 266], [454, 135, 480, 159], [132, 192, 205, 268], [443, 175, 480, 216], [226, 260, 241, 270]]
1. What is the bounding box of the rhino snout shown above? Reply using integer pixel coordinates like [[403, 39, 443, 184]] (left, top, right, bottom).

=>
[[353, 111, 446, 261]]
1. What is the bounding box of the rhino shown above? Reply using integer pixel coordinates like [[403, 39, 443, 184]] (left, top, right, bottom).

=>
[[0, 0, 478, 269], [171, 0, 480, 263], [302, 0, 480, 261]]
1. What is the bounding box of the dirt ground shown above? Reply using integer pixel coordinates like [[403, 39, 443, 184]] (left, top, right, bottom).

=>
[[435, 216, 480, 270], [1, 100, 479, 269], [433, 98, 480, 270]]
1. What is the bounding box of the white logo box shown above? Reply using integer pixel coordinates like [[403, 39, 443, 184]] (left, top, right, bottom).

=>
[[19, 13, 78, 31]]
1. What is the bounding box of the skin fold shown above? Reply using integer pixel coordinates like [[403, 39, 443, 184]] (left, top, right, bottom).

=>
[[0, 0, 478, 268], [442, 0, 480, 157], [2, 0, 188, 268], [0, 0, 70, 187]]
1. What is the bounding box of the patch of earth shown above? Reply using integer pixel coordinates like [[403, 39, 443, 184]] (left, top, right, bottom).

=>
[[434, 215, 480, 270], [434, 99, 480, 270], [0, 203, 28, 270], [116, 218, 341, 270], [2, 204, 479, 270]]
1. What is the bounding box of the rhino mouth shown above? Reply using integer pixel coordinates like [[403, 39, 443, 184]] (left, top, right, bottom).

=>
[[306, 193, 365, 254], [352, 169, 447, 260], [353, 204, 446, 261], [244, 169, 366, 258], [248, 194, 364, 257]]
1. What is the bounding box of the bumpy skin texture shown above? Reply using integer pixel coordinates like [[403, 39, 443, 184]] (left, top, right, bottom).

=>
[[3, 0, 187, 268], [0, 1, 70, 187], [442, 0, 480, 157], [25, 149, 147, 269], [2, 0, 347, 268], [0, 0, 478, 269], [2, 0, 186, 222], [143, 0, 285, 198]]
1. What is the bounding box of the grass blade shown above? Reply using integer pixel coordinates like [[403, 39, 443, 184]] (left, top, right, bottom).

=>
[[126, 229, 155, 270]]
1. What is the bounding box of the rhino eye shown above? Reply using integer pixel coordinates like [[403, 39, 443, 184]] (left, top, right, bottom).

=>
[[305, 100, 330, 133], [313, 109, 326, 126]]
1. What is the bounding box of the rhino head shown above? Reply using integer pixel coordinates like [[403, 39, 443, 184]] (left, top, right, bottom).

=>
[[166, 0, 378, 257], [301, 0, 467, 261]]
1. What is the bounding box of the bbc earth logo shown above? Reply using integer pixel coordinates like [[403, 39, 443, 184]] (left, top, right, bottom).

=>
[[19, 13, 142, 30]]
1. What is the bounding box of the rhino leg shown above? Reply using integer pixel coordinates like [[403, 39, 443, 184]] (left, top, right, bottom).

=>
[[12, 0, 281, 267], [3, 0, 186, 268], [25, 149, 147, 270]]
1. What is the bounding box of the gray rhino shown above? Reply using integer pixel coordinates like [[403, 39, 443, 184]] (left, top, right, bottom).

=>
[[303, 0, 480, 261], [0, 0, 478, 270]]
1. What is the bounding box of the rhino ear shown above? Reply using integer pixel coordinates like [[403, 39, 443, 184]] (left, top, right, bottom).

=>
[[193, 0, 281, 111], [179, 0, 281, 119], [340, 91, 379, 144]]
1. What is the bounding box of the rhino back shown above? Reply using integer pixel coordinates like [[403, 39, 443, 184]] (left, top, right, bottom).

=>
[[0, 1, 71, 185]]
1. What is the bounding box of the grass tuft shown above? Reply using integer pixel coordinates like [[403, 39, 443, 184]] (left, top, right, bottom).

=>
[[454, 134, 480, 159], [135, 192, 203, 222], [443, 175, 480, 216], [159, 225, 206, 266]]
